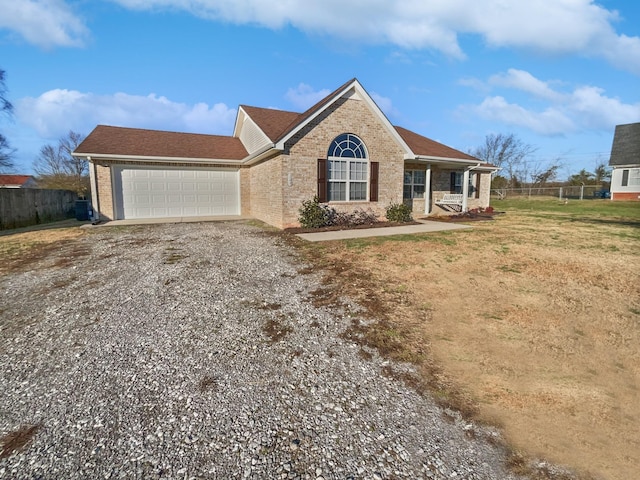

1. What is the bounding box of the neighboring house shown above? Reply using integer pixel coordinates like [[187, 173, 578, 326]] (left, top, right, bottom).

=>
[[609, 122, 640, 201], [0, 175, 38, 188], [73, 78, 497, 229]]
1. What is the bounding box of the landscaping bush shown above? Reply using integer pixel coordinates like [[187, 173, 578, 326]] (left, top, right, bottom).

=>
[[333, 208, 379, 226], [298, 198, 380, 229], [298, 196, 334, 228], [385, 202, 413, 223]]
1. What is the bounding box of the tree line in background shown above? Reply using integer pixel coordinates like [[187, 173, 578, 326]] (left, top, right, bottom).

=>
[[33, 130, 89, 196], [470, 133, 611, 190], [1, 66, 612, 198]]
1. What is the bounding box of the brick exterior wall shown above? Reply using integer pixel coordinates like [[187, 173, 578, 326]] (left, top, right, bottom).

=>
[[249, 155, 285, 227], [239, 167, 251, 216], [274, 96, 406, 228], [95, 164, 114, 220], [612, 192, 640, 200]]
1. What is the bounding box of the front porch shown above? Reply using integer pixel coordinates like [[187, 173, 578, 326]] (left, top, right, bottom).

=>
[[403, 160, 495, 216]]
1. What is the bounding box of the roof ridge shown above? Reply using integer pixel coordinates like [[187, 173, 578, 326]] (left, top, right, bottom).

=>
[[240, 104, 300, 115], [274, 78, 358, 143]]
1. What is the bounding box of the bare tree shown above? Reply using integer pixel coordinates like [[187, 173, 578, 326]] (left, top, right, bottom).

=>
[[0, 68, 15, 171], [34, 131, 88, 196], [471, 133, 537, 188], [531, 163, 560, 187]]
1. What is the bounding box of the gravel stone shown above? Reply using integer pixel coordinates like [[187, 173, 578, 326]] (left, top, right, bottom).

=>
[[1, 222, 527, 479]]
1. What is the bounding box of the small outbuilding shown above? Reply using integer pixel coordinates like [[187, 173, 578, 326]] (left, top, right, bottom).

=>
[[609, 122, 640, 201]]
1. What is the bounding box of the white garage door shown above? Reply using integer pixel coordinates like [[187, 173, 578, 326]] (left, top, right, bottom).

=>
[[115, 167, 240, 219]]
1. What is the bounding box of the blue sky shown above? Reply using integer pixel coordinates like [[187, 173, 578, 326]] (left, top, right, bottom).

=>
[[1, 0, 639, 179]]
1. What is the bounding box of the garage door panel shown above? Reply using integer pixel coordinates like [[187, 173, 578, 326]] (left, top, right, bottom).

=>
[[117, 167, 239, 219]]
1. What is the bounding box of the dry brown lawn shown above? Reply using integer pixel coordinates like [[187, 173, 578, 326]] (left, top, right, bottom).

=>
[[2, 209, 638, 479], [297, 199, 640, 480], [0, 221, 86, 274]]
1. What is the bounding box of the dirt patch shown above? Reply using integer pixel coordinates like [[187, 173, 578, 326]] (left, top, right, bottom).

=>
[[0, 425, 41, 458], [0, 227, 87, 274], [291, 206, 639, 480], [263, 316, 293, 343]]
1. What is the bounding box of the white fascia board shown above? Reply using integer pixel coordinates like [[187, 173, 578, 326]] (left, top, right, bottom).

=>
[[75, 153, 244, 165], [611, 163, 640, 168], [354, 82, 413, 155], [275, 79, 413, 155], [232, 107, 246, 137], [408, 155, 499, 171], [409, 154, 480, 165], [242, 144, 281, 165]]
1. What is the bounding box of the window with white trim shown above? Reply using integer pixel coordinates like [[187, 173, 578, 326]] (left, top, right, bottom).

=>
[[629, 168, 640, 186], [403, 170, 426, 198], [327, 134, 368, 201], [451, 171, 476, 198]]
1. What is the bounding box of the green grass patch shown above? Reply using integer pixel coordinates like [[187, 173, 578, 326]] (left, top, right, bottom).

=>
[[343, 232, 458, 249], [495, 198, 640, 220]]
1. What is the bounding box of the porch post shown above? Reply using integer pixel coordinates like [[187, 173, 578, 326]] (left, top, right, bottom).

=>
[[462, 168, 470, 212], [424, 163, 431, 215]]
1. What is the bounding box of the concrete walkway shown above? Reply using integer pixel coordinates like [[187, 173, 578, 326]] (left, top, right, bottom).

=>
[[296, 220, 471, 242]]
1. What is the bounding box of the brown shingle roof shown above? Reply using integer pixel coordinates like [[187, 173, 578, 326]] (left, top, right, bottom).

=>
[[239, 106, 301, 142], [610, 122, 640, 166], [241, 78, 359, 143], [74, 125, 248, 160], [394, 126, 479, 161]]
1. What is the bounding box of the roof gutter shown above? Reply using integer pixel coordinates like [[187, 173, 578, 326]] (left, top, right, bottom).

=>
[[241, 143, 281, 165], [409, 154, 499, 170], [73, 152, 245, 166]]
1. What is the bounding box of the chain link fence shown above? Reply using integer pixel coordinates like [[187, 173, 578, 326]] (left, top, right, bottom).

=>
[[491, 184, 609, 200]]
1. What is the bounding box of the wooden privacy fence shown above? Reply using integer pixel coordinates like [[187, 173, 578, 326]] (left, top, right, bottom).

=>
[[0, 188, 78, 230]]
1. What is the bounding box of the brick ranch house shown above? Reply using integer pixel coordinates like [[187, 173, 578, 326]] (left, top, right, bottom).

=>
[[74, 78, 497, 229]]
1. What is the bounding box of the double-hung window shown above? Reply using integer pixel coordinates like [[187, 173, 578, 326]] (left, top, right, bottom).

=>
[[404, 170, 426, 198], [622, 168, 640, 186], [450, 171, 478, 198], [327, 134, 368, 201]]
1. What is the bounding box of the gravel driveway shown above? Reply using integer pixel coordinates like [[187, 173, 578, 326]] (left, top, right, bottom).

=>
[[1, 221, 525, 479]]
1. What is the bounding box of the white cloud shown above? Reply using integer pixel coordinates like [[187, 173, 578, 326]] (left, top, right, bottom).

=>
[[110, 0, 640, 74], [0, 0, 88, 48], [285, 83, 330, 110], [461, 69, 640, 135], [370, 92, 399, 118], [569, 86, 640, 129], [489, 69, 564, 102], [470, 96, 575, 135], [15, 89, 237, 138]]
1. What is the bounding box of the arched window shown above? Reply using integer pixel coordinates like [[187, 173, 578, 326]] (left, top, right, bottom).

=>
[[327, 134, 368, 201]]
